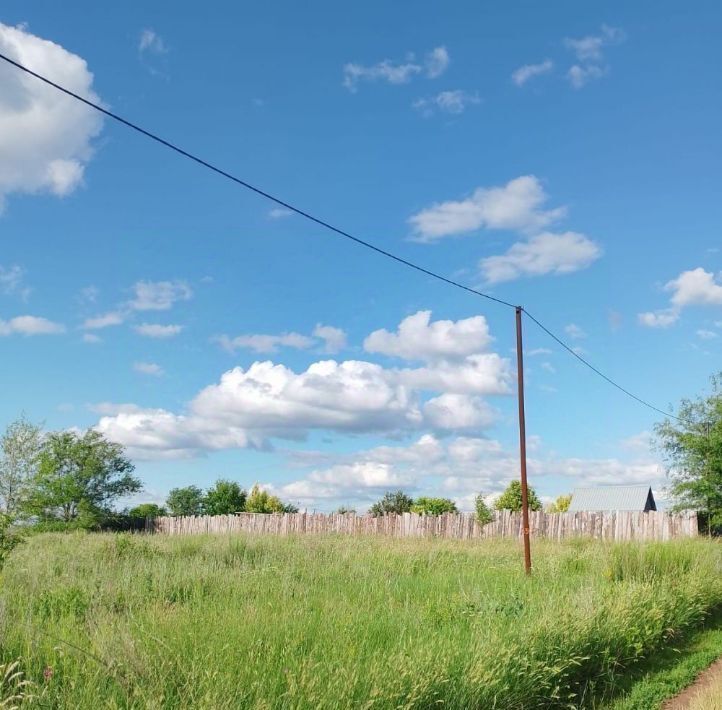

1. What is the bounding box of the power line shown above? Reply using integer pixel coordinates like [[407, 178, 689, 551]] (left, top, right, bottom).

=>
[[0, 50, 516, 311], [522, 308, 686, 424], [0, 51, 689, 426]]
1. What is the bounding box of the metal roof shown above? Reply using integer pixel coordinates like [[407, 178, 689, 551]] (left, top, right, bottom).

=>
[[568, 485, 656, 512]]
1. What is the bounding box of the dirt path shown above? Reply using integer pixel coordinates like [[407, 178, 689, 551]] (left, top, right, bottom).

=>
[[662, 655, 722, 709]]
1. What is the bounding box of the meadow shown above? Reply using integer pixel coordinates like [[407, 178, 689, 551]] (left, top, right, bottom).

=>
[[1, 532, 721, 708]]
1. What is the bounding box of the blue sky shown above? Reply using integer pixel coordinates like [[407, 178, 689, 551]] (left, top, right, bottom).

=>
[[1, 1, 720, 511]]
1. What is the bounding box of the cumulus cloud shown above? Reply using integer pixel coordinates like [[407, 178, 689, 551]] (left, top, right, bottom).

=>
[[0, 315, 65, 336], [129, 280, 192, 311], [134, 323, 183, 338], [423, 393, 495, 430], [413, 90, 480, 117], [479, 231, 601, 283], [313, 324, 347, 353], [94, 312, 514, 459], [408, 175, 566, 242], [511, 59, 554, 86], [274, 431, 663, 511], [638, 268, 722, 328], [342, 46, 449, 91], [0, 22, 103, 211], [364, 310, 492, 362]]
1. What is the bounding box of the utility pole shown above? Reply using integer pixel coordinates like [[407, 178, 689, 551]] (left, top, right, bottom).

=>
[[515, 307, 532, 575]]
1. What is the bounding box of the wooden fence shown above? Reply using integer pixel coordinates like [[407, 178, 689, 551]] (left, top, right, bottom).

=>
[[148, 509, 698, 542]]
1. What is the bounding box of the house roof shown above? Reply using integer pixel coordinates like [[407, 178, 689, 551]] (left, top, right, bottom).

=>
[[568, 485, 656, 512]]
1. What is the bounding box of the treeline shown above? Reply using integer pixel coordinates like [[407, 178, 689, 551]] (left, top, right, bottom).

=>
[[363, 482, 569, 524], [0, 417, 298, 535], [137, 481, 299, 519]]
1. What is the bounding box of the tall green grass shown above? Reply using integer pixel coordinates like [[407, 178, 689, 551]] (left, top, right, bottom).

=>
[[1, 533, 721, 708]]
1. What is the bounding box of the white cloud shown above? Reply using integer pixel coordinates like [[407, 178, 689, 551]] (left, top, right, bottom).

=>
[[133, 361, 164, 377], [313, 324, 347, 353], [138, 29, 167, 55], [564, 25, 624, 89], [82, 333, 102, 344], [0, 264, 30, 299], [134, 323, 183, 338], [512, 59, 554, 86], [0, 22, 103, 210], [666, 268, 722, 307], [567, 64, 606, 89], [364, 310, 492, 362], [129, 280, 192, 311], [413, 89, 480, 117], [425, 46, 450, 78], [342, 45, 449, 91], [82, 311, 125, 330], [95, 312, 513, 459], [0, 315, 65, 335], [637, 309, 679, 328], [479, 231, 601, 283], [697, 329, 717, 340], [638, 268, 722, 328], [268, 207, 293, 219], [397, 354, 511, 395], [565, 25, 624, 63], [274, 430, 663, 511], [408, 175, 566, 242], [564, 323, 586, 340], [423, 393, 495, 430], [216, 332, 315, 354]]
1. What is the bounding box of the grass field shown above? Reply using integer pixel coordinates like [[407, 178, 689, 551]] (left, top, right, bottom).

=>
[[1, 532, 721, 709]]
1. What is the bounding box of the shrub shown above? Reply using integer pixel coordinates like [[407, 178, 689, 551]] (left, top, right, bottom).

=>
[[369, 490, 413, 517], [475, 495, 494, 525], [494, 480, 542, 512], [411, 497, 457, 515], [245, 485, 295, 514], [0, 513, 23, 569], [204, 480, 247, 515], [547, 494, 572, 513]]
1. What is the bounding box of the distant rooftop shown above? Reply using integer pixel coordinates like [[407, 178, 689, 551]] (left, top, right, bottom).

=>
[[568, 485, 657, 512]]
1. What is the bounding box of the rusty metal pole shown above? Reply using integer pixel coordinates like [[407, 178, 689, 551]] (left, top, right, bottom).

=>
[[515, 306, 532, 575]]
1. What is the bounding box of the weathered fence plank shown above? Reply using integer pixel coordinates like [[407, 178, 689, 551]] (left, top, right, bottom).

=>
[[147, 510, 697, 541]]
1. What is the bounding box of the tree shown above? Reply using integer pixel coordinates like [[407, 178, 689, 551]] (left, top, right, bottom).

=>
[[335, 506, 356, 514], [369, 490, 413, 517], [203, 479, 247, 515], [547, 494, 572, 513], [128, 503, 167, 519], [494, 480, 542, 512], [655, 373, 722, 534], [0, 415, 43, 515], [23, 430, 140, 522], [245, 484, 294, 513], [411, 497, 457, 515], [166, 486, 205, 516], [475, 494, 494, 525]]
